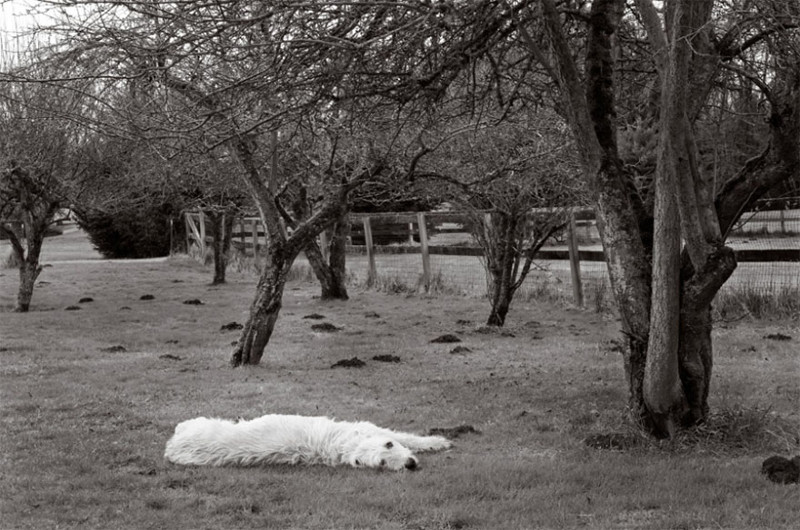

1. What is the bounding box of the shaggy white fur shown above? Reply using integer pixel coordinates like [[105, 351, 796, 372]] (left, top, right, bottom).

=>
[[164, 414, 452, 471]]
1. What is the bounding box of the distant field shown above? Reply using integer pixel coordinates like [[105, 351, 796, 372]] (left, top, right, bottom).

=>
[[1, 230, 799, 529]]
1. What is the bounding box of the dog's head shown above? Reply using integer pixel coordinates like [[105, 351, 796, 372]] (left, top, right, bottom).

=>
[[349, 437, 418, 471]]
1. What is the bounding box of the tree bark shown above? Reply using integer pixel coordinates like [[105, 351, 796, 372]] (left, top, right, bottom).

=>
[[487, 279, 513, 327], [230, 241, 298, 366], [16, 258, 42, 313], [304, 211, 349, 300], [3, 207, 52, 313], [642, 0, 694, 436], [643, 104, 684, 437], [484, 213, 517, 327], [327, 215, 349, 298], [677, 245, 736, 424], [207, 210, 234, 285]]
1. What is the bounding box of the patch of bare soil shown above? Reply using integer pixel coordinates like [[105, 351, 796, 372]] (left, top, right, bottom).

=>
[[428, 425, 481, 439], [331, 357, 366, 368], [312, 322, 341, 332], [761, 455, 800, 484], [430, 334, 461, 343]]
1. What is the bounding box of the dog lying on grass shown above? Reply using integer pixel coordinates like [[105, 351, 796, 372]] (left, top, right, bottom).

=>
[[164, 414, 452, 471]]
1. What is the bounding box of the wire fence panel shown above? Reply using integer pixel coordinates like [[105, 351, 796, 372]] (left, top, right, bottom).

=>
[[339, 209, 799, 299]]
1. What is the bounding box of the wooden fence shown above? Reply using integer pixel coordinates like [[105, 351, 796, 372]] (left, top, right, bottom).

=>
[[186, 209, 600, 306], [185, 208, 800, 305]]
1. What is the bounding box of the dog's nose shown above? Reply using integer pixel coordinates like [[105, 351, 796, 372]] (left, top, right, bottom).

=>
[[405, 458, 417, 470]]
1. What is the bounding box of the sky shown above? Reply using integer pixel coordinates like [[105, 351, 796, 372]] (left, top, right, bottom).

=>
[[1, 0, 37, 33], [1, 0, 55, 64]]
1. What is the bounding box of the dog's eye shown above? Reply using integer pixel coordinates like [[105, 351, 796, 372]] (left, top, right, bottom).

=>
[[384, 441, 393, 449], [355, 459, 362, 466], [380, 459, 386, 466]]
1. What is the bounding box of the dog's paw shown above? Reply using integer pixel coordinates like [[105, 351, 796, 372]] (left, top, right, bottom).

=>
[[422, 436, 452, 451]]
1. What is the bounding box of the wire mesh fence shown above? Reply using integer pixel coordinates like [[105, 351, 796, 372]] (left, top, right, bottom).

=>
[[340, 210, 798, 298], [723, 207, 800, 293]]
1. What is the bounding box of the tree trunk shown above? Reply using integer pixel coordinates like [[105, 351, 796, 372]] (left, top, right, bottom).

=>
[[642, 5, 690, 436], [485, 213, 516, 327], [327, 215, 349, 298], [480, 211, 566, 327], [487, 278, 512, 327], [16, 259, 42, 313], [207, 211, 230, 285], [678, 245, 736, 424], [677, 304, 713, 426], [5, 215, 48, 313], [230, 242, 297, 366], [304, 213, 349, 300]]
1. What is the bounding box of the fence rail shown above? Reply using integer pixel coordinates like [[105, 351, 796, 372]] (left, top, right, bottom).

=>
[[185, 208, 800, 300]]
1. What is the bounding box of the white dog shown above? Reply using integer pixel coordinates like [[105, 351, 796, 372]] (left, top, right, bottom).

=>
[[164, 414, 452, 471]]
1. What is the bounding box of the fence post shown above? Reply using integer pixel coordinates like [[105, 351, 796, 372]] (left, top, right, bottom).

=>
[[251, 218, 260, 258], [363, 216, 377, 287], [198, 210, 207, 257], [320, 230, 330, 263], [418, 212, 431, 292], [483, 212, 493, 242], [567, 210, 584, 307], [185, 214, 191, 254]]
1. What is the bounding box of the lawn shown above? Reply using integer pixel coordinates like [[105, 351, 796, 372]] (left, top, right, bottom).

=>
[[1, 231, 798, 529]]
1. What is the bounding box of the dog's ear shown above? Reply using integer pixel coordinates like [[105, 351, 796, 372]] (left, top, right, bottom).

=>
[[384, 441, 393, 449]]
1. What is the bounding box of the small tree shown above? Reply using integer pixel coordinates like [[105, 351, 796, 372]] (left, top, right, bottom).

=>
[[175, 151, 250, 285], [0, 74, 88, 311], [419, 114, 580, 326]]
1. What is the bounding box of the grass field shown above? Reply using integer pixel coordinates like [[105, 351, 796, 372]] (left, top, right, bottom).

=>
[[1, 231, 799, 529]]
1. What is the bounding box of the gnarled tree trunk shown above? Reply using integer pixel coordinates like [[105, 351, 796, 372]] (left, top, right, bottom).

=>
[[16, 255, 43, 312], [207, 210, 234, 285], [2, 207, 54, 313], [304, 209, 350, 300], [479, 211, 566, 327], [230, 240, 299, 366], [484, 213, 517, 327]]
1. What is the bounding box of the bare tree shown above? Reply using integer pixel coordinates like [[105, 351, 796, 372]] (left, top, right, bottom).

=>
[[513, 0, 800, 435], [0, 73, 89, 311], [418, 112, 579, 326]]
